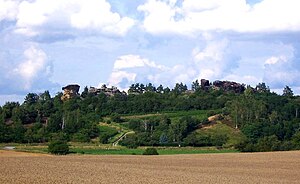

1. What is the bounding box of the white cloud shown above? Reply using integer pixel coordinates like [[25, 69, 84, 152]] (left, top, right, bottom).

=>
[[264, 56, 287, 65], [108, 40, 242, 90], [138, 0, 300, 35], [0, 0, 20, 21], [108, 55, 168, 89], [113, 55, 166, 70], [0, 44, 58, 94], [224, 74, 261, 87], [13, 46, 48, 90], [263, 49, 300, 89], [193, 39, 239, 80], [14, 0, 135, 36]]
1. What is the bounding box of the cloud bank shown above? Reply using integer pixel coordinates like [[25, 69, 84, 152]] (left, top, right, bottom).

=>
[[138, 0, 300, 35], [0, 0, 300, 104], [0, 44, 58, 95]]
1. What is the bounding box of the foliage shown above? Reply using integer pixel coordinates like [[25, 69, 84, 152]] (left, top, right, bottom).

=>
[[48, 140, 69, 155], [0, 81, 300, 153], [143, 148, 159, 155]]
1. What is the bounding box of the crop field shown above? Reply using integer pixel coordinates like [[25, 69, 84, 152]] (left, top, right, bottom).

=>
[[1, 150, 300, 184]]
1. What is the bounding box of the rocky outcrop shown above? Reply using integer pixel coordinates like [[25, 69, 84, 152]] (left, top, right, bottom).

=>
[[201, 79, 210, 90], [88, 85, 125, 97], [61, 84, 80, 101], [212, 80, 245, 93]]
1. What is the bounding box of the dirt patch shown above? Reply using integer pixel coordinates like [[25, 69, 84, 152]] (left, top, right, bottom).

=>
[[0, 150, 299, 183]]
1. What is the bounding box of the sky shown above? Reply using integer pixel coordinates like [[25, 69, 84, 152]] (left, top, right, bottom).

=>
[[0, 0, 300, 105]]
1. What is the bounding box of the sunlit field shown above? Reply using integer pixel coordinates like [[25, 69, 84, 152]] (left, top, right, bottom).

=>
[[1, 150, 300, 183]]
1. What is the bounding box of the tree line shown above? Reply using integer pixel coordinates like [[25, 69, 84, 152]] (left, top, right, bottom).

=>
[[0, 81, 299, 152]]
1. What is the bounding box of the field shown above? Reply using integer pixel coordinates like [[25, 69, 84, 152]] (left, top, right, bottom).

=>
[[1, 150, 300, 183]]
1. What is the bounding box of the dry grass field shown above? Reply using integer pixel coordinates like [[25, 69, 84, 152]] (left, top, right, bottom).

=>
[[0, 150, 300, 184]]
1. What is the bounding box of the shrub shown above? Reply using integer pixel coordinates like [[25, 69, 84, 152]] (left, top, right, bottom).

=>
[[111, 113, 123, 123], [119, 134, 138, 149], [99, 133, 110, 144], [143, 148, 159, 155], [72, 132, 90, 143], [48, 140, 69, 155]]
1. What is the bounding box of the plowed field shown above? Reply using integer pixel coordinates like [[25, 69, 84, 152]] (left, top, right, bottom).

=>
[[1, 150, 299, 183]]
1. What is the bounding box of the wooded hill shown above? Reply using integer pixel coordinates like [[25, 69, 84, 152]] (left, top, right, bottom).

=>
[[0, 80, 300, 152]]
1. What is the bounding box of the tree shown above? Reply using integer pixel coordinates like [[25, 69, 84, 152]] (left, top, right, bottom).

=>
[[145, 83, 156, 92], [81, 86, 89, 98], [48, 140, 69, 155], [24, 93, 39, 106], [2, 102, 20, 119], [173, 83, 188, 95], [24, 128, 34, 143], [256, 83, 270, 93], [47, 112, 62, 133], [283, 86, 293, 97], [157, 85, 164, 94], [169, 121, 187, 146], [191, 80, 200, 91]]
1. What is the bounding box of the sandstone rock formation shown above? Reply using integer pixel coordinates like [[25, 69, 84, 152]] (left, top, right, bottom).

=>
[[88, 85, 125, 97], [61, 84, 80, 101], [212, 80, 245, 93]]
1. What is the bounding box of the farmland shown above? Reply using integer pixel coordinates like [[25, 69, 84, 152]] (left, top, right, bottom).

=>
[[1, 150, 300, 183]]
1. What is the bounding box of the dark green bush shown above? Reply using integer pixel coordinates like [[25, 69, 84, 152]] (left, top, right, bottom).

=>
[[48, 140, 69, 155], [143, 148, 159, 155]]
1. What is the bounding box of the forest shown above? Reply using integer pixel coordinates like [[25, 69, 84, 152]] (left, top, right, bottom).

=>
[[0, 79, 300, 152]]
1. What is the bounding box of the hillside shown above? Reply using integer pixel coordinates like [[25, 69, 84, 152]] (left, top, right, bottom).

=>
[[0, 81, 300, 153]]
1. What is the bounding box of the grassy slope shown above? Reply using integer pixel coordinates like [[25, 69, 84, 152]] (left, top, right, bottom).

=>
[[122, 109, 212, 122], [196, 121, 245, 147]]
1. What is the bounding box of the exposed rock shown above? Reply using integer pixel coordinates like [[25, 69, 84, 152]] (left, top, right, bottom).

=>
[[88, 85, 125, 97], [201, 79, 210, 89], [212, 80, 245, 93], [61, 84, 80, 101]]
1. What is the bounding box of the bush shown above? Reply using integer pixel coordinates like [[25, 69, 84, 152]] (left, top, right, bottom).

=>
[[143, 148, 159, 155], [99, 133, 111, 144], [48, 140, 69, 155], [72, 132, 90, 143], [119, 134, 139, 149], [111, 113, 123, 123]]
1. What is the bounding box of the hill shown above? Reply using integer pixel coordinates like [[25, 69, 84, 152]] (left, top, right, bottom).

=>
[[0, 80, 300, 153]]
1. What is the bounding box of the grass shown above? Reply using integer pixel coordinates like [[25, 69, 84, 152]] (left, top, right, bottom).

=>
[[196, 121, 245, 147], [71, 147, 238, 155], [10, 143, 238, 155], [122, 109, 216, 122]]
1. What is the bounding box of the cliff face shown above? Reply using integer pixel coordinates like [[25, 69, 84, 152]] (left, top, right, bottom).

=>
[[212, 80, 245, 93], [200, 79, 245, 93], [88, 85, 125, 97], [61, 84, 80, 101]]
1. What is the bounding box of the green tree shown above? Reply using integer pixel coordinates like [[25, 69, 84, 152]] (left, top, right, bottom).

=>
[[283, 86, 293, 97], [24, 93, 39, 106], [256, 82, 270, 93], [24, 128, 34, 143], [191, 80, 201, 91], [48, 140, 69, 155]]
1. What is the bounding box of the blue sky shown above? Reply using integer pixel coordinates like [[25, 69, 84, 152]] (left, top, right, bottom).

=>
[[0, 0, 300, 105]]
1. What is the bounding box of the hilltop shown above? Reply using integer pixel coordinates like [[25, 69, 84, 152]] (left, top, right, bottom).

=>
[[0, 79, 299, 153]]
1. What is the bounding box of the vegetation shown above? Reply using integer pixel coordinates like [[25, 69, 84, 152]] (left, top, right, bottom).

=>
[[48, 140, 69, 155], [143, 148, 159, 155], [0, 80, 300, 154]]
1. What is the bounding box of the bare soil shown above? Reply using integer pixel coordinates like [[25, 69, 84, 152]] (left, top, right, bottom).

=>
[[0, 150, 300, 183]]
